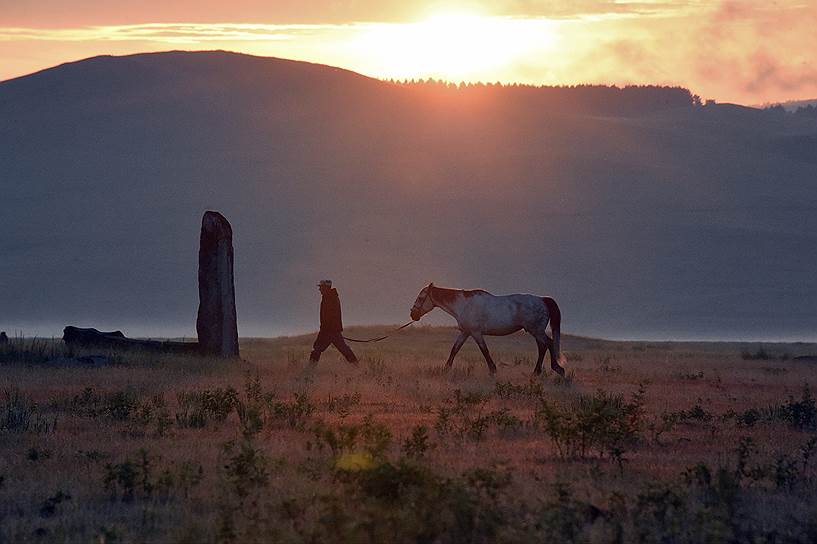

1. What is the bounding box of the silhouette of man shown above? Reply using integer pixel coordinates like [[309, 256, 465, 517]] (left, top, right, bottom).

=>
[[309, 280, 359, 365]]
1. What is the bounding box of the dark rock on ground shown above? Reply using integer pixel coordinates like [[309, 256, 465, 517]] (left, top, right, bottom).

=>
[[62, 326, 199, 354]]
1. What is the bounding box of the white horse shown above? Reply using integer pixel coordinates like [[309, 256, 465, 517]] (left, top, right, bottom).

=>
[[410, 283, 565, 376]]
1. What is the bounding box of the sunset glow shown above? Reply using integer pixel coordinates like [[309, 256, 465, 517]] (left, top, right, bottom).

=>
[[2, 1, 816, 104], [350, 13, 557, 81]]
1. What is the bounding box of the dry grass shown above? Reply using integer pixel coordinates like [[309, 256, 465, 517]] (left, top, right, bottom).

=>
[[2, 327, 817, 543]]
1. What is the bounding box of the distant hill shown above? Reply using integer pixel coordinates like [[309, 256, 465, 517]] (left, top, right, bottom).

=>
[[763, 98, 817, 112], [1, 51, 815, 340]]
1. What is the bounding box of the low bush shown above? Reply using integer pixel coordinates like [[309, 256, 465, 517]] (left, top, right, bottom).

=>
[[266, 392, 317, 431], [535, 385, 646, 462], [311, 415, 393, 462], [1, 388, 57, 433], [175, 387, 238, 428], [0, 337, 68, 365], [402, 425, 432, 459], [734, 384, 817, 430], [103, 449, 204, 502]]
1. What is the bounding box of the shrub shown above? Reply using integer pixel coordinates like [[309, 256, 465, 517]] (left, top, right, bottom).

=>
[[552, 369, 576, 387], [220, 439, 270, 499], [535, 385, 646, 460], [27, 447, 51, 461], [668, 403, 714, 424], [535, 483, 610, 542], [494, 380, 545, 401], [1, 388, 57, 433], [781, 384, 817, 429], [39, 490, 71, 518], [434, 389, 493, 440], [267, 393, 317, 430], [402, 425, 432, 459], [596, 354, 621, 373], [103, 458, 141, 501], [0, 337, 68, 365], [322, 392, 361, 418], [312, 415, 393, 462], [734, 385, 817, 430], [175, 387, 238, 428], [71, 387, 143, 421]]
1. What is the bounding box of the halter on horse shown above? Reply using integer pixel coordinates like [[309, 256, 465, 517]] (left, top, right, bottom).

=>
[[410, 283, 564, 376]]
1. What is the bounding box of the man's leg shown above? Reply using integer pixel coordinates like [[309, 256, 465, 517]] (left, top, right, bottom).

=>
[[310, 332, 331, 362], [330, 333, 359, 365]]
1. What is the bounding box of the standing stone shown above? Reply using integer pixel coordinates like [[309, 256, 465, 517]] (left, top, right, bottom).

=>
[[196, 211, 239, 357], [0, 331, 8, 345]]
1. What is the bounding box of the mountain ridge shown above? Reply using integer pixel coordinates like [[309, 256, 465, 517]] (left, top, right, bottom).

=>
[[1, 51, 815, 340]]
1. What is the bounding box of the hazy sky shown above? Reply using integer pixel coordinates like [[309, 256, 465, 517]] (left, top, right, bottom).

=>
[[2, 1, 816, 104]]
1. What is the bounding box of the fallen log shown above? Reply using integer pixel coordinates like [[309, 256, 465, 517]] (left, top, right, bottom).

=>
[[62, 326, 200, 354]]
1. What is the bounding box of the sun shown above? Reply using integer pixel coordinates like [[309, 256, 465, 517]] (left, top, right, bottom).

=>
[[352, 12, 555, 82]]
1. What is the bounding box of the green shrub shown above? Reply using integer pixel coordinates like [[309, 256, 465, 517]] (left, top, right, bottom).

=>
[[402, 425, 432, 459], [322, 392, 361, 418], [535, 385, 646, 460], [267, 393, 317, 430], [175, 387, 238, 428], [0, 337, 68, 365], [71, 387, 142, 421], [734, 385, 817, 430], [434, 389, 492, 440], [1, 388, 57, 433], [312, 415, 393, 461], [494, 380, 545, 401], [220, 439, 270, 499]]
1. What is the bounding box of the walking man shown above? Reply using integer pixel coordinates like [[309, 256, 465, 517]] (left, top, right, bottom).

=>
[[309, 280, 359, 365]]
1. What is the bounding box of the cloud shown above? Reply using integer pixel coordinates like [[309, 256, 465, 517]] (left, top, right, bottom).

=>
[[688, 1, 817, 100], [492, 0, 710, 18], [0, 23, 346, 44], [1, 1, 815, 104]]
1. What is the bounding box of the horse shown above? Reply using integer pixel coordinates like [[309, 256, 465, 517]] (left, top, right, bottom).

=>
[[410, 283, 565, 376]]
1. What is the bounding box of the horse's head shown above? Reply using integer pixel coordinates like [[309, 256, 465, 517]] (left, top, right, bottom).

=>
[[410, 283, 435, 321]]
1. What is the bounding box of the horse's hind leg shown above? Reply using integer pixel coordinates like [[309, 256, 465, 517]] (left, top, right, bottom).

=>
[[535, 332, 564, 376], [446, 331, 469, 368], [534, 336, 547, 375], [471, 333, 498, 375]]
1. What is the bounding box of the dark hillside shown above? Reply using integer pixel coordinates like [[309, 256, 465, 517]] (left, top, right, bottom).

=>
[[1, 51, 815, 339]]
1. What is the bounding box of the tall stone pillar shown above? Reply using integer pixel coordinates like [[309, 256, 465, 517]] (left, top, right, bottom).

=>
[[196, 211, 239, 357]]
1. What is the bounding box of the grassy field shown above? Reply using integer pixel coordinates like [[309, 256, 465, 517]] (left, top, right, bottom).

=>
[[2, 326, 817, 543]]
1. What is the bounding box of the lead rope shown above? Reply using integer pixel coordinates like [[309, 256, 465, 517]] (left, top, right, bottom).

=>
[[342, 320, 416, 343]]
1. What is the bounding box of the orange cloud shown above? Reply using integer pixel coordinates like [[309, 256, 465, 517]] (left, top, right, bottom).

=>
[[1, 1, 815, 104]]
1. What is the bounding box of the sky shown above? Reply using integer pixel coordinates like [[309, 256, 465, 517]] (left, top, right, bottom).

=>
[[2, 0, 816, 105]]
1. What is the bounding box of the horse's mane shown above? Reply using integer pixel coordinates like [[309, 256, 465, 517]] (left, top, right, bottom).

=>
[[431, 285, 489, 303], [462, 289, 489, 298]]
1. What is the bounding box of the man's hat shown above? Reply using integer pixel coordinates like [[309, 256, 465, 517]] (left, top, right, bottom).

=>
[[317, 279, 332, 288]]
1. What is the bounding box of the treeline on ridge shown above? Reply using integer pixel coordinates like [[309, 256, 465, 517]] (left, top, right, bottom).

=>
[[386, 78, 702, 115]]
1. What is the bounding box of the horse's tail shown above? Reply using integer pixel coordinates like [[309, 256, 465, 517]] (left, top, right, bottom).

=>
[[542, 297, 563, 364]]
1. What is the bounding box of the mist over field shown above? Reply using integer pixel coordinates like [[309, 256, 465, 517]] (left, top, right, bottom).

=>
[[1, 50, 815, 341]]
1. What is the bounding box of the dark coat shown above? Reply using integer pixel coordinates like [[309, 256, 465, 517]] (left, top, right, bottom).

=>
[[320, 288, 343, 332]]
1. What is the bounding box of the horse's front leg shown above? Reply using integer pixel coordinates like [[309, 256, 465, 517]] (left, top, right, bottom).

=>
[[471, 333, 498, 375], [446, 330, 470, 368]]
